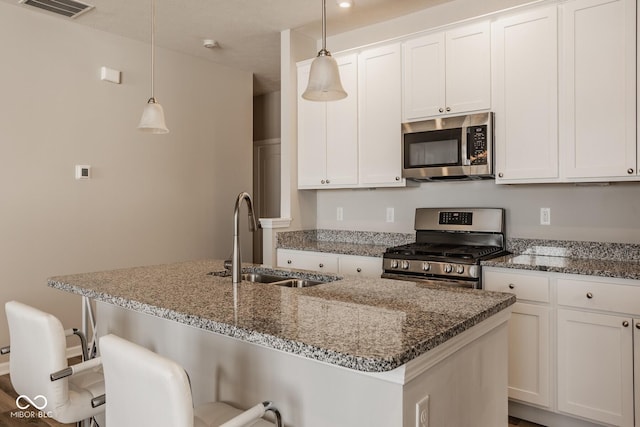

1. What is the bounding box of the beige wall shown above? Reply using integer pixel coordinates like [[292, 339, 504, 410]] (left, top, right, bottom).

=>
[[253, 92, 281, 141], [0, 3, 253, 348]]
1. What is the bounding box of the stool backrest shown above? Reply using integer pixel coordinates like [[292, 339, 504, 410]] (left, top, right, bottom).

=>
[[100, 333, 194, 427], [5, 301, 69, 413]]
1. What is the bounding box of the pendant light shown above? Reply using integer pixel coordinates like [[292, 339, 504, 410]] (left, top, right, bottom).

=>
[[302, 0, 347, 102], [138, 0, 169, 133]]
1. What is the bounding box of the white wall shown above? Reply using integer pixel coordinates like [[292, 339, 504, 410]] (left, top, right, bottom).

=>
[[0, 3, 253, 347], [316, 182, 640, 243]]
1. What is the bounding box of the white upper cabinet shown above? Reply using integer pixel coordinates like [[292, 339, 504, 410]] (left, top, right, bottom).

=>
[[492, 6, 559, 183], [297, 54, 359, 189], [560, 0, 637, 180], [402, 21, 491, 122], [358, 43, 405, 187]]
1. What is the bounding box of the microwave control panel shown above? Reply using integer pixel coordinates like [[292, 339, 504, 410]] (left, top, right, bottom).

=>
[[467, 125, 488, 165]]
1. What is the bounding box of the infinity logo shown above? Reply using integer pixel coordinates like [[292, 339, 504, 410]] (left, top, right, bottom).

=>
[[16, 395, 47, 410]]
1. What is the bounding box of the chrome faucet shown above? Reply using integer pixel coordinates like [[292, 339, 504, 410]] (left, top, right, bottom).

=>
[[230, 192, 259, 284]]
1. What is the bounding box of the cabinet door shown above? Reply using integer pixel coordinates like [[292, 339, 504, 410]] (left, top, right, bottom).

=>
[[492, 6, 559, 183], [445, 21, 491, 115], [358, 43, 404, 187], [276, 249, 339, 274], [339, 255, 382, 278], [402, 33, 446, 121], [326, 53, 359, 186], [635, 318, 640, 427], [507, 303, 551, 407], [297, 62, 328, 188], [557, 309, 634, 426], [561, 0, 636, 180]]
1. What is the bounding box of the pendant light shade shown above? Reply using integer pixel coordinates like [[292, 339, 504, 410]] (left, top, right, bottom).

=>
[[302, 0, 347, 102], [138, 0, 169, 133], [138, 98, 168, 133]]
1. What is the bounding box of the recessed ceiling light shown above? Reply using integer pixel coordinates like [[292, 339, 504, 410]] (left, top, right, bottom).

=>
[[337, 0, 353, 8]]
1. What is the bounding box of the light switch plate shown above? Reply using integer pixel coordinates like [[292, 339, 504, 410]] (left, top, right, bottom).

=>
[[100, 66, 121, 84]]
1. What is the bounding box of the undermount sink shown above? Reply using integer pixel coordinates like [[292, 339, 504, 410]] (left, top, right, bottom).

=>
[[242, 273, 323, 288], [207, 270, 326, 288]]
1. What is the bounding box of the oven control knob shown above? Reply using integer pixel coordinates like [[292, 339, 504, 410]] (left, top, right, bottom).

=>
[[456, 265, 465, 274], [401, 260, 410, 270], [444, 264, 453, 273], [391, 260, 399, 269], [422, 262, 431, 272]]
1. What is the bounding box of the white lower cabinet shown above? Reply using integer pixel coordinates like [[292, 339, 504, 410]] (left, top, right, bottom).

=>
[[484, 267, 640, 427], [276, 249, 382, 278], [277, 249, 339, 274], [338, 254, 383, 278], [557, 309, 634, 426], [484, 269, 551, 408]]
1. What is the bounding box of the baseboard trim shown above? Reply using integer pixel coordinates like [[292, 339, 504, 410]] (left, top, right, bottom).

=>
[[0, 345, 83, 376]]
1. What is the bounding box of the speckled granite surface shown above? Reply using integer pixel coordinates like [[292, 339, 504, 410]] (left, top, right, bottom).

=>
[[484, 238, 640, 280], [276, 229, 414, 258], [48, 260, 515, 372]]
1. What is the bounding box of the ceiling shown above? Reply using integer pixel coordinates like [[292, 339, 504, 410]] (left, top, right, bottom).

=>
[[3, 0, 450, 95]]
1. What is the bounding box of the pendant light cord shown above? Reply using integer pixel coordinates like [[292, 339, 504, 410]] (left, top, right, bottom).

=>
[[150, 0, 156, 102], [321, 0, 326, 52]]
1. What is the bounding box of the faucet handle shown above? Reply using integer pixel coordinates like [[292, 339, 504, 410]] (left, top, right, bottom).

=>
[[223, 259, 233, 270]]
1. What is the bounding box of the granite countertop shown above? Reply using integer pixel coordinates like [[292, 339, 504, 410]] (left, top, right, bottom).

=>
[[48, 260, 515, 373], [276, 229, 414, 258], [278, 230, 640, 281], [483, 238, 640, 280]]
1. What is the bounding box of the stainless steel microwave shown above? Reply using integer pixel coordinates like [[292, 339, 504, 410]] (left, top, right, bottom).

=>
[[401, 112, 494, 181]]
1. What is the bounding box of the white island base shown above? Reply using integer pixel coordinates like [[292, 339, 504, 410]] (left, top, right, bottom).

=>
[[95, 301, 509, 427]]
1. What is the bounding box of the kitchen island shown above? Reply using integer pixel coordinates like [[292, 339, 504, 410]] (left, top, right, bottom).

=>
[[49, 260, 515, 426]]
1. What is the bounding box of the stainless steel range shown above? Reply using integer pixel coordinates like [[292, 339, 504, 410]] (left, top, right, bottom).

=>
[[382, 208, 508, 288]]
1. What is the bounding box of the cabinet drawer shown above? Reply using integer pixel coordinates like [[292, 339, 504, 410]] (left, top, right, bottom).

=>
[[339, 255, 382, 278], [484, 270, 550, 303], [276, 250, 339, 274], [557, 278, 640, 315]]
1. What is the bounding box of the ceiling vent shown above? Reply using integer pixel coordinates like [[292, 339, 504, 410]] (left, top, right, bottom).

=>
[[19, 0, 94, 18]]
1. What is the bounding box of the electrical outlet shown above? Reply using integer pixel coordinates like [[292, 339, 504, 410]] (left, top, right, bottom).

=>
[[540, 207, 551, 225], [386, 207, 394, 223], [416, 395, 429, 427], [336, 207, 343, 221]]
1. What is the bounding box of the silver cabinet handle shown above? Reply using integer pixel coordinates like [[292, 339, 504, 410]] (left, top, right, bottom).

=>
[[508, 284, 515, 289], [326, 179, 330, 184], [627, 168, 634, 174], [622, 321, 629, 327], [636, 322, 640, 329], [319, 263, 324, 268], [439, 108, 444, 113], [395, 176, 400, 181], [356, 268, 362, 273], [586, 292, 593, 299], [321, 179, 326, 184], [446, 107, 451, 112], [287, 260, 292, 264], [498, 173, 504, 178]]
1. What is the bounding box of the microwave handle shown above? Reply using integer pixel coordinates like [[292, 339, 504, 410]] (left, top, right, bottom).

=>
[[462, 127, 471, 166]]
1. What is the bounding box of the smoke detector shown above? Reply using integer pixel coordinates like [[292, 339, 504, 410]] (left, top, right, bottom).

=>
[[19, 0, 95, 18], [203, 39, 219, 49]]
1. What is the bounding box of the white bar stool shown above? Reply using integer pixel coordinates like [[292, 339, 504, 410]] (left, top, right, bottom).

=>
[[99, 333, 283, 427], [3, 300, 105, 426]]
